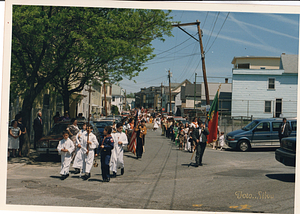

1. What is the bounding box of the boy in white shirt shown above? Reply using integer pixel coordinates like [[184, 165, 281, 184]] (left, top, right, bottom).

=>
[[57, 131, 75, 180]]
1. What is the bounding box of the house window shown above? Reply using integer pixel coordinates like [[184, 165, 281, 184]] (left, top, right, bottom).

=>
[[265, 101, 271, 113], [268, 78, 275, 89], [237, 63, 250, 69], [112, 97, 115, 102]]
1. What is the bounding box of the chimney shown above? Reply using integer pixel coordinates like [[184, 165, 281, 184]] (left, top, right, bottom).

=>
[[282, 53, 285, 55], [225, 78, 228, 83]]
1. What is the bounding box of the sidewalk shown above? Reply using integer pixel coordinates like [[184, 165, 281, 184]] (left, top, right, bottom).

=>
[[7, 149, 39, 170]]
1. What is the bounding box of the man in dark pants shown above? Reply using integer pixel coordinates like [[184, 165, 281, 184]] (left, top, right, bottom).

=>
[[192, 121, 209, 167], [33, 111, 43, 149], [278, 118, 292, 143]]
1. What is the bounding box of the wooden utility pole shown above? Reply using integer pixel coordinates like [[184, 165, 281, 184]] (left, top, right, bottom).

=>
[[172, 20, 210, 109], [125, 89, 127, 110], [168, 70, 172, 114], [161, 83, 163, 112], [103, 82, 107, 116], [194, 73, 197, 111], [85, 84, 95, 149], [196, 20, 210, 107]]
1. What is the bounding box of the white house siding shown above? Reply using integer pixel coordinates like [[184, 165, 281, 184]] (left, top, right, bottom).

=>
[[231, 69, 297, 118]]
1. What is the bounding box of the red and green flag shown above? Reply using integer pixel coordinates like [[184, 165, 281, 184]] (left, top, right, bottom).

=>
[[207, 90, 219, 144]]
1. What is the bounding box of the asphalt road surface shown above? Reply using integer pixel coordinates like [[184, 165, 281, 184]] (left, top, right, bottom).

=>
[[7, 128, 295, 213]]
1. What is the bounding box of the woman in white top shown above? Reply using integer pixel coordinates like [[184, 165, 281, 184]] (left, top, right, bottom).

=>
[[8, 120, 21, 158]]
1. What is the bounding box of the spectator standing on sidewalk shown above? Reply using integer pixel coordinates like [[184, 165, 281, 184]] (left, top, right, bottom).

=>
[[15, 114, 26, 157], [33, 111, 43, 150], [278, 118, 292, 143], [8, 120, 21, 158], [219, 132, 225, 151]]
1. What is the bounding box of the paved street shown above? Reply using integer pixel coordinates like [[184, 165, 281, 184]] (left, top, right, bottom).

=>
[[7, 128, 295, 213]]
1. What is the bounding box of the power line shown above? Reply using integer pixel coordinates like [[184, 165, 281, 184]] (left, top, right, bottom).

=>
[[145, 52, 200, 65], [155, 36, 192, 56], [202, 12, 209, 29], [206, 12, 230, 53], [204, 12, 220, 50]]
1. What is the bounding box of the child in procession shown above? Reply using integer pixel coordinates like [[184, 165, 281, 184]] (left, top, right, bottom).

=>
[[72, 123, 87, 174], [96, 126, 114, 182], [110, 122, 128, 178], [57, 131, 75, 180]]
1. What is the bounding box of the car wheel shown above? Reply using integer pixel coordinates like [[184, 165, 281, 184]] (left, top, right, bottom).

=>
[[238, 140, 250, 152]]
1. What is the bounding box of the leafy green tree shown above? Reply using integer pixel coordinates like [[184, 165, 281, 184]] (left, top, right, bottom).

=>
[[111, 105, 119, 115], [10, 6, 173, 155]]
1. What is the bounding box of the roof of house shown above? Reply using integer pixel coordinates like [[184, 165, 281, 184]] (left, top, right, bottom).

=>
[[280, 54, 298, 73]]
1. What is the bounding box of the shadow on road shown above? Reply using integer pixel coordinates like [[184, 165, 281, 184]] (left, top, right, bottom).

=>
[[265, 173, 295, 182], [181, 162, 199, 168], [124, 154, 137, 159], [50, 175, 62, 179]]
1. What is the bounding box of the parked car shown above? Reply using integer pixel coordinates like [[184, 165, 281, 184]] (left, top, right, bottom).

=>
[[275, 137, 296, 167], [225, 118, 296, 152], [105, 115, 122, 122], [36, 120, 100, 155], [173, 116, 190, 125], [94, 119, 114, 139]]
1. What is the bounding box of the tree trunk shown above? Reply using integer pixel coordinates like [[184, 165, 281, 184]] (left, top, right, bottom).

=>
[[62, 92, 70, 113], [21, 95, 35, 157]]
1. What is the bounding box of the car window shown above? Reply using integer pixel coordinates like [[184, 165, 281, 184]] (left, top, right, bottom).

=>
[[291, 121, 297, 131], [255, 122, 270, 132], [242, 121, 259, 131], [272, 122, 282, 131], [95, 122, 108, 128]]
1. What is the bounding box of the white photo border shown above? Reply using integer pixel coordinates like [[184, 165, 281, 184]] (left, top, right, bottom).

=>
[[1, 1, 300, 214]]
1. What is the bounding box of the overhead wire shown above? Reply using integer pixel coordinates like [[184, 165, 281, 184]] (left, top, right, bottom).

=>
[[204, 12, 220, 51], [206, 12, 230, 53]]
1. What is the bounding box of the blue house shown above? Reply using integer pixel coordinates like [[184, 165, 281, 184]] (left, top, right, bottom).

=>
[[231, 54, 298, 119]]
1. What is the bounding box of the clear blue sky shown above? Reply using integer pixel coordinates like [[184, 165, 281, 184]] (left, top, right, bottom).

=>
[[119, 10, 299, 94]]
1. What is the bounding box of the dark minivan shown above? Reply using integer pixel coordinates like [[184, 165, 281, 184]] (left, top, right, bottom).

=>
[[226, 118, 296, 152]]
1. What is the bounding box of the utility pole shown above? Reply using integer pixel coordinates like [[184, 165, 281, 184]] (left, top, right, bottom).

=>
[[172, 20, 210, 111], [125, 89, 127, 111], [194, 73, 197, 111], [196, 20, 210, 108], [161, 83, 163, 112], [103, 81, 107, 116], [85, 83, 95, 147], [168, 70, 172, 114]]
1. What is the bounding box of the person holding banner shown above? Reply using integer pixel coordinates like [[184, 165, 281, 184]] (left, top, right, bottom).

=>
[[191, 121, 209, 167], [135, 119, 147, 159]]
